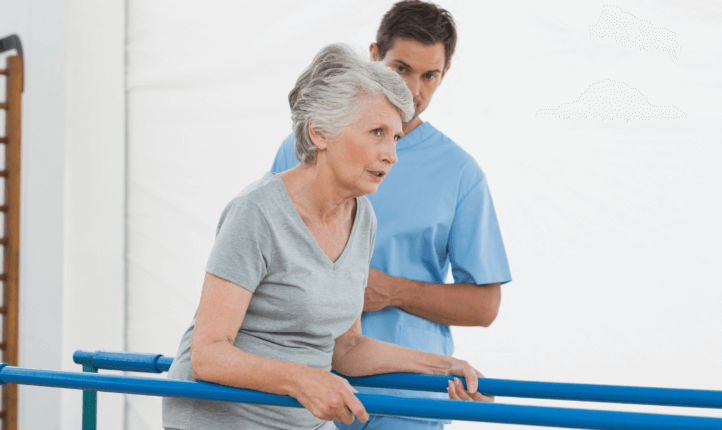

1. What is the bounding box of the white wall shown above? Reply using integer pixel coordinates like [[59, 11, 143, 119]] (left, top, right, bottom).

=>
[[2, 0, 721, 429], [444, 2, 722, 426], [61, 1, 126, 430], [125, 1, 722, 428], [1, 1, 68, 428], [2, 1, 126, 429]]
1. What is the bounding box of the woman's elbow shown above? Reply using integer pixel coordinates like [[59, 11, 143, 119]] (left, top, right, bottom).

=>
[[331, 335, 364, 375], [190, 345, 213, 381], [190, 336, 236, 380], [190, 349, 203, 380]]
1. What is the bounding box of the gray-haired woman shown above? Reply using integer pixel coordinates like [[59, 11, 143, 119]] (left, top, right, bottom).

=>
[[162, 44, 491, 430]]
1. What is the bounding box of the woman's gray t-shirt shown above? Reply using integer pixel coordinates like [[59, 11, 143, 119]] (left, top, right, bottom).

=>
[[162, 172, 376, 430]]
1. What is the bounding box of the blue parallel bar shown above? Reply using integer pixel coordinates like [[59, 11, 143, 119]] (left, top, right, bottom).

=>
[[342, 373, 722, 409], [2, 364, 722, 430], [74, 350, 722, 409], [73, 351, 165, 373], [156, 356, 173, 372]]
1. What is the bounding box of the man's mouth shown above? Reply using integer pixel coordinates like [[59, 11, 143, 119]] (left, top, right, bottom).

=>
[[369, 171, 385, 177]]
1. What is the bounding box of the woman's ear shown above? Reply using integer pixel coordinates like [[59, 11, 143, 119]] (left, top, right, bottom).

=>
[[369, 43, 380, 62], [308, 119, 327, 150]]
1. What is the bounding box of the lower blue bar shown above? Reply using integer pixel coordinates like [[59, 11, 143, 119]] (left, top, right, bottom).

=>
[[2, 364, 722, 430]]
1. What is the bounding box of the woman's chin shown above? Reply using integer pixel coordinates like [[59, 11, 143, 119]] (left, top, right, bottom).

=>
[[363, 182, 381, 195], [348, 176, 382, 196]]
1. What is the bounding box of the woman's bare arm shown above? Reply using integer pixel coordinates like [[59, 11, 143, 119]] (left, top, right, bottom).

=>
[[190, 273, 369, 424], [190, 272, 302, 395], [332, 315, 492, 401]]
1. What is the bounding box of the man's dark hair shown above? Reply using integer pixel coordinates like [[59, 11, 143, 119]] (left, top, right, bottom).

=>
[[376, 0, 457, 67]]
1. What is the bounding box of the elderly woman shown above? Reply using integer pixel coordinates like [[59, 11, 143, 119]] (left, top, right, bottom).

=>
[[162, 44, 490, 430]]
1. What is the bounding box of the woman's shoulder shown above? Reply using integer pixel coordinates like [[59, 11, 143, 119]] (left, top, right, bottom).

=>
[[217, 173, 285, 227], [228, 172, 280, 202], [224, 173, 287, 212]]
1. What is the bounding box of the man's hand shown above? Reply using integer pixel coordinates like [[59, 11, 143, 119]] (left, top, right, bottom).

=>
[[363, 268, 397, 312]]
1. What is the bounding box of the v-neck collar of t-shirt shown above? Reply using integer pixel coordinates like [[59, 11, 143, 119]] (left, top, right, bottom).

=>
[[268, 172, 361, 271], [396, 121, 436, 151]]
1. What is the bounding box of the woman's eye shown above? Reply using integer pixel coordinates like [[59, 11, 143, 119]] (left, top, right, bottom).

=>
[[397, 66, 405, 72]]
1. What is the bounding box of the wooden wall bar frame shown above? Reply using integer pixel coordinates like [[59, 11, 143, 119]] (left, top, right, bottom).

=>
[[1, 33, 24, 430]]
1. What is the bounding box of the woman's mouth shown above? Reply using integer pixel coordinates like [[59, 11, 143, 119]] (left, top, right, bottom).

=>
[[367, 170, 385, 182]]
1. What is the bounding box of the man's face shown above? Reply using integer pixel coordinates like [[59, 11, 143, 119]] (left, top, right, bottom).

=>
[[372, 37, 450, 126]]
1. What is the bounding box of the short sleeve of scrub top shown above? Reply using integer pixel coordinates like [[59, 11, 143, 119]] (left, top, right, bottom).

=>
[[448, 161, 511, 285]]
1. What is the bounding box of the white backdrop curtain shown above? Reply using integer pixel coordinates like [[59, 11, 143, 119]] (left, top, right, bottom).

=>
[[125, 1, 722, 428]]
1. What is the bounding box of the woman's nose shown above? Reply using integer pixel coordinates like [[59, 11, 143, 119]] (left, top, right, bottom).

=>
[[382, 139, 398, 165]]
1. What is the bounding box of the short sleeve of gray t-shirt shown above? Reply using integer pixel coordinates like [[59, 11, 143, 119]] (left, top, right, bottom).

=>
[[162, 172, 376, 430]]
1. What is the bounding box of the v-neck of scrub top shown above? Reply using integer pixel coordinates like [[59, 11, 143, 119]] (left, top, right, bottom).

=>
[[270, 172, 361, 271], [395, 121, 435, 151]]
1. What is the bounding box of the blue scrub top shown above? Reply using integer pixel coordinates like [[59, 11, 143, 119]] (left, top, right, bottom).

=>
[[271, 122, 511, 425]]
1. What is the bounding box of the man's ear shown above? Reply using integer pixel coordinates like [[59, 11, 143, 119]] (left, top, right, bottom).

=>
[[308, 120, 327, 150], [369, 43, 380, 62]]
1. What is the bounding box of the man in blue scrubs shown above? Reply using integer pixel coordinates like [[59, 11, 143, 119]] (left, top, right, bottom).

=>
[[271, 1, 511, 429]]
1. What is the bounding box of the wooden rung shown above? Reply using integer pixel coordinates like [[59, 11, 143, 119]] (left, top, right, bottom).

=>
[[0, 102, 7, 110], [0, 410, 6, 419], [0, 206, 7, 212], [0, 68, 7, 75], [0, 171, 7, 177], [0, 273, 6, 282], [0, 237, 6, 245], [0, 137, 7, 144], [0, 342, 6, 350], [0, 306, 6, 315]]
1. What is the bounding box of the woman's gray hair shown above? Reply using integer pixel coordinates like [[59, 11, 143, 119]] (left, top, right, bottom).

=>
[[289, 43, 414, 165]]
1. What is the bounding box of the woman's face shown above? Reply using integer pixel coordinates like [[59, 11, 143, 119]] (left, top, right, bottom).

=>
[[318, 96, 403, 196]]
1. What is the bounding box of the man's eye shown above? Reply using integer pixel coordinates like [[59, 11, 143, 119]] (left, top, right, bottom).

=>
[[394, 135, 401, 141], [397, 66, 405, 72], [372, 129, 381, 135], [425, 73, 435, 80]]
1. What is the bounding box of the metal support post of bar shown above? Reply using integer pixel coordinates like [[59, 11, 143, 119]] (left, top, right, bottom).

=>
[[80, 363, 97, 430]]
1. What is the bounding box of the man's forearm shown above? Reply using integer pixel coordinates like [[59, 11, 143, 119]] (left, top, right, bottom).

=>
[[393, 278, 501, 327], [332, 334, 453, 378]]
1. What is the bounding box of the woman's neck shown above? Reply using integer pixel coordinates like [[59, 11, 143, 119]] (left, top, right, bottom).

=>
[[278, 162, 355, 224]]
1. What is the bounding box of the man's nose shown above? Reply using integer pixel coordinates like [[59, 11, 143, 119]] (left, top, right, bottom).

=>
[[405, 76, 420, 98]]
